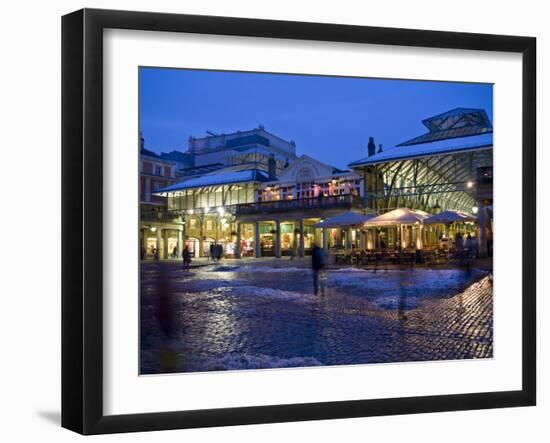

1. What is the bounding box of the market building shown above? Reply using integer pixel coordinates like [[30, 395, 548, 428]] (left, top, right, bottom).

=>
[[151, 127, 367, 258], [144, 107, 493, 260], [348, 107, 493, 257]]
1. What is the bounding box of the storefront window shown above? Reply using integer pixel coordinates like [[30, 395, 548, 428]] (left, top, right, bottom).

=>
[[298, 224, 313, 249], [259, 222, 275, 256], [280, 222, 294, 250], [186, 238, 200, 258], [240, 223, 255, 257]]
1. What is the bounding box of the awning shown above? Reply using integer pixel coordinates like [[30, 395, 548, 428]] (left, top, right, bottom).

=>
[[364, 208, 430, 227], [313, 211, 376, 228], [424, 210, 476, 225]]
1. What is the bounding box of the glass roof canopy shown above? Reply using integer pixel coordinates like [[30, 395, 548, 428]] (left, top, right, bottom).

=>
[[349, 108, 493, 215]]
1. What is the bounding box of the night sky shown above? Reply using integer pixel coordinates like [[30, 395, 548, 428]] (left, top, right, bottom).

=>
[[139, 67, 493, 169]]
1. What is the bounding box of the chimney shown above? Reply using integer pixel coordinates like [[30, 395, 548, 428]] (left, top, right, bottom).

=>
[[367, 136, 376, 157], [378, 144, 383, 153], [139, 132, 145, 151], [268, 154, 277, 180]]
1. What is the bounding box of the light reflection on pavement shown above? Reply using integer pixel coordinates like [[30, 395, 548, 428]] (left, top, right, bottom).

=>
[[140, 262, 492, 374]]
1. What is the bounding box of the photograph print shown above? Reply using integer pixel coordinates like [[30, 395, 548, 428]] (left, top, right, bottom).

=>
[[139, 67, 493, 375]]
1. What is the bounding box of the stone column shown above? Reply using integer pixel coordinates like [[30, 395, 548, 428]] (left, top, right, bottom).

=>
[[477, 201, 488, 258], [275, 220, 281, 258], [415, 225, 423, 250], [140, 228, 146, 260], [299, 219, 305, 257], [346, 229, 353, 252], [254, 221, 261, 258], [199, 215, 204, 258], [198, 238, 204, 258], [163, 229, 169, 259], [177, 229, 183, 258], [322, 227, 329, 254], [363, 169, 370, 209], [155, 227, 161, 260], [360, 230, 366, 251], [235, 222, 242, 259]]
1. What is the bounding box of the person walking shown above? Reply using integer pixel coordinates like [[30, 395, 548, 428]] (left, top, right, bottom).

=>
[[455, 232, 464, 256], [466, 234, 478, 258], [311, 244, 325, 295], [182, 245, 191, 271]]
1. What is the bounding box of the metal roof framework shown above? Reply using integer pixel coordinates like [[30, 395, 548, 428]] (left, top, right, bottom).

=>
[[359, 148, 493, 215], [351, 108, 494, 215]]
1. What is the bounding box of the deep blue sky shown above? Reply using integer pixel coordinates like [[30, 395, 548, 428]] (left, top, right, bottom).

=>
[[139, 67, 493, 169]]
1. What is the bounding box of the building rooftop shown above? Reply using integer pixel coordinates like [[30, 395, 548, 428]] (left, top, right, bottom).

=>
[[155, 168, 270, 194], [187, 126, 297, 157], [349, 108, 493, 167], [140, 148, 160, 159], [140, 148, 177, 165], [398, 107, 492, 146], [177, 163, 225, 178], [160, 150, 194, 164], [349, 132, 493, 167]]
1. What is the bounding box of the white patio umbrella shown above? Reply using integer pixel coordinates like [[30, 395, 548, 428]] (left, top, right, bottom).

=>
[[314, 211, 377, 228], [364, 208, 430, 251], [424, 210, 475, 225], [364, 208, 430, 227]]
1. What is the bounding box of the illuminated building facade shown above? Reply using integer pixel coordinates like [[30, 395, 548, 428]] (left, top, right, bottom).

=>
[[143, 108, 493, 259]]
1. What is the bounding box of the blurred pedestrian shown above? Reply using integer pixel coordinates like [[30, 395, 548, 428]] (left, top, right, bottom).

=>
[[456, 232, 464, 256], [182, 245, 191, 271], [467, 234, 478, 258], [311, 244, 325, 295]]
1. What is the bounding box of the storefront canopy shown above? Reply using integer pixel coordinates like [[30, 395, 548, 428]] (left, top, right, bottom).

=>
[[364, 208, 430, 227], [424, 210, 476, 225], [313, 211, 376, 228]]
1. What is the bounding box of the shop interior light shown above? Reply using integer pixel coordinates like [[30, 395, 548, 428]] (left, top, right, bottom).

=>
[[150, 226, 157, 232], [187, 209, 194, 215], [467, 181, 474, 188], [472, 206, 479, 214]]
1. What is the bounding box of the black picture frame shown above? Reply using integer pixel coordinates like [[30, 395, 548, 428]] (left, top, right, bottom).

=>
[[62, 8, 536, 435]]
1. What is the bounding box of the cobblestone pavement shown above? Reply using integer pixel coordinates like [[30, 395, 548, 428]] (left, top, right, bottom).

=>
[[140, 262, 493, 374]]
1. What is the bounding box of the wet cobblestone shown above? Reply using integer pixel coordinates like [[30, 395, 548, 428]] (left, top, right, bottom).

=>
[[140, 262, 493, 374]]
